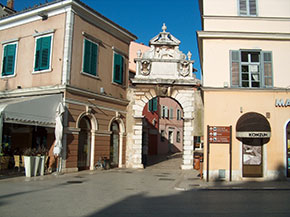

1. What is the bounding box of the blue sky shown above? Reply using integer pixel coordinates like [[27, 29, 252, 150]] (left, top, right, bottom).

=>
[[1, 0, 202, 79]]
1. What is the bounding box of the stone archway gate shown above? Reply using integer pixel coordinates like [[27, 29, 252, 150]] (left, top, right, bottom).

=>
[[126, 24, 202, 169]]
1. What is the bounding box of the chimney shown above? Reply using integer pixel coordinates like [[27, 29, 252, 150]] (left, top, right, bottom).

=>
[[7, 0, 14, 10]]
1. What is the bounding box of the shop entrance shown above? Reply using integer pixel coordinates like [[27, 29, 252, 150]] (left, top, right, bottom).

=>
[[236, 112, 271, 178], [78, 116, 91, 170], [242, 141, 263, 177], [286, 121, 290, 177]]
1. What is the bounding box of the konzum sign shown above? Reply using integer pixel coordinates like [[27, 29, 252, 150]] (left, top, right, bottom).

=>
[[236, 131, 271, 138]]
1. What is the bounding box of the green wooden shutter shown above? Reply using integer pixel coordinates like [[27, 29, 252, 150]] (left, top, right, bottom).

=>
[[34, 38, 41, 71], [230, 50, 240, 87], [40, 36, 51, 70], [83, 39, 98, 76], [90, 42, 98, 76], [113, 53, 123, 84], [148, 99, 153, 112], [34, 36, 51, 71], [2, 44, 16, 76], [262, 51, 273, 88], [83, 39, 91, 73], [153, 97, 157, 111]]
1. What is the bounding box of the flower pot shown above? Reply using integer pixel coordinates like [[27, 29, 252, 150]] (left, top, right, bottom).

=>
[[24, 156, 35, 177], [34, 156, 41, 176], [39, 155, 46, 176]]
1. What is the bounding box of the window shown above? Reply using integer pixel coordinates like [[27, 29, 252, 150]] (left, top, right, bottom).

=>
[[148, 97, 158, 112], [83, 39, 98, 76], [238, 0, 257, 16], [113, 52, 124, 85], [176, 131, 181, 143], [1, 43, 17, 77], [169, 108, 174, 120], [34, 35, 52, 72], [230, 50, 273, 88], [162, 106, 168, 119], [177, 109, 181, 120]]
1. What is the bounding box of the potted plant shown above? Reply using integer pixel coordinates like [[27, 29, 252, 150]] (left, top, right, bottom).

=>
[[37, 146, 48, 176], [23, 148, 36, 177]]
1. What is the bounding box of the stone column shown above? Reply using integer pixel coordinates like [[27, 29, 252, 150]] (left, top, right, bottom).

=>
[[181, 118, 194, 169], [132, 118, 144, 168]]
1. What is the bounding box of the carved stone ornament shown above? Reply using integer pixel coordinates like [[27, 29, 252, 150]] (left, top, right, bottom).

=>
[[178, 60, 190, 77], [156, 85, 168, 97], [140, 60, 151, 76]]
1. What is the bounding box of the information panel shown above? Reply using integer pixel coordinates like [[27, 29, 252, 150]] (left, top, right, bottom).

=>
[[208, 126, 231, 143]]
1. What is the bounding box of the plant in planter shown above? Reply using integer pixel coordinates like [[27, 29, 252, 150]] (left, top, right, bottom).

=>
[[37, 146, 48, 176], [23, 148, 36, 177]]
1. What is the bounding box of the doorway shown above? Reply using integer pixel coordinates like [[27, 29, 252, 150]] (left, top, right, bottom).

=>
[[78, 116, 91, 170], [110, 121, 119, 168], [242, 140, 263, 177]]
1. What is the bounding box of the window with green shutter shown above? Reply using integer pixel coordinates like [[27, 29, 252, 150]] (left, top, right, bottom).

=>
[[2, 43, 17, 76], [230, 50, 273, 88], [113, 52, 124, 85], [34, 35, 52, 72], [148, 97, 158, 112], [83, 39, 98, 76]]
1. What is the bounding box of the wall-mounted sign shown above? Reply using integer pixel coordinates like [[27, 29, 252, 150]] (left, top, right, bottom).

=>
[[236, 131, 271, 138], [275, 99, 290, 107], [209, 126, 231, 143]]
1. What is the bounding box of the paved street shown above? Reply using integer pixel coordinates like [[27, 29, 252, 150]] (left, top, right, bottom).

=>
[[1, 155, 290, 217]]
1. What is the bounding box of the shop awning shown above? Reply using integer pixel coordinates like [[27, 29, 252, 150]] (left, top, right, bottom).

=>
[[236, 112, 271, 144], [0, 94, 62, 127]]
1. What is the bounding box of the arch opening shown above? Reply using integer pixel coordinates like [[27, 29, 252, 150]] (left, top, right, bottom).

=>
[[77, 116, 91, 171], [236, 112, 271, 178], [141, 96, 184, 168]]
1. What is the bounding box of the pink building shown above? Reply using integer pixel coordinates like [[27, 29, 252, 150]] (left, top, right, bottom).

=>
[[142, 97, 183, 155], [158, 97, 183, 154]]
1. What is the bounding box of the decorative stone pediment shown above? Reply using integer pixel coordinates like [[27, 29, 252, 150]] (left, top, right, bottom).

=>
[[133, 24, 198, 85]]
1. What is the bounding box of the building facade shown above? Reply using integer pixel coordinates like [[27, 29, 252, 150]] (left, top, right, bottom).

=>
[[198, 0, 290, 180], [0, 0, 136, 173]]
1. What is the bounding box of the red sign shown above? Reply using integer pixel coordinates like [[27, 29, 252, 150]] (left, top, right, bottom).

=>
[[209, 126, 231, 143]]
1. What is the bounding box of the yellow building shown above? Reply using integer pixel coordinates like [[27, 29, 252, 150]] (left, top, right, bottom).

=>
[[198, 0, 290, 180]]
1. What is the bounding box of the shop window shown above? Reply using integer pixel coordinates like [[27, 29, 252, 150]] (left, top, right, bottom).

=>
[[113, 52, 124, 85], [238, 0, 257, 16], [82, 38, 98, 76], [230, 50, 273, 88], [34, 35, 52, 72], [1, 42, 17, 77]]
